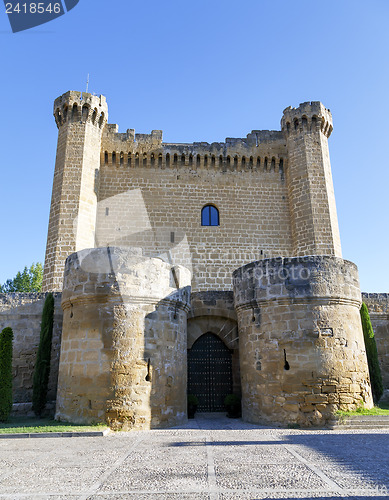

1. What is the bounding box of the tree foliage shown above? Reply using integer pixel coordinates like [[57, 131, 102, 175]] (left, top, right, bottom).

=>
[[0, 263, 43, 293], [360, 302, 384, 403], [0, 327, 14, 422], [32, 293, 55, 416]]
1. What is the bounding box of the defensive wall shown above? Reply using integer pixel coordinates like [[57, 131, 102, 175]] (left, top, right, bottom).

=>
[[1, 286, 388, 425], [362, 293, 389, 389], [0, 292, 62, 415]]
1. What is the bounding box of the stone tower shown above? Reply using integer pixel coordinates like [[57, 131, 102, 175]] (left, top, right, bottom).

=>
[[42, 91, 108, 292], [281, 102, 342, 257]]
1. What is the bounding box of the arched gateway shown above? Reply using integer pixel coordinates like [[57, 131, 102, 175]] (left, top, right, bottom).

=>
[[187, 332, 233, 411]]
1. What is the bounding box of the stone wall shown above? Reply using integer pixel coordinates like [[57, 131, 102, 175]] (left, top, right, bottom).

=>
[[97, 133, 292, 292], [233, 256, 373, 427], [0, 293, 63, 412], [56, 247, 191, 430], [363, 293, 389, 389]]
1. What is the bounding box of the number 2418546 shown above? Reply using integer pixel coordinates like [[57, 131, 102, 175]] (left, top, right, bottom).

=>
[[5, 3, 62, 14]]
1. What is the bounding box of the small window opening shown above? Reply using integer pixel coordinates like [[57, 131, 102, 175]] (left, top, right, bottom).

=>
[[82, 105, 89, 122], [201, 204, 219, 226], [72, 103, 78, 120]]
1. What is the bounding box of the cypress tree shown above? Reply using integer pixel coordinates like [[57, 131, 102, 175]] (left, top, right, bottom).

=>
[[0, 327, 14, 422], [32, 293, 55, 416], [360, 302, 384, 403]]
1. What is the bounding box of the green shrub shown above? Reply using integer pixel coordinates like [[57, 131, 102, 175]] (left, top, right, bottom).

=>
[[32, 293, 55, 416], [187, 394, 199, 406], [360, 302, 383, 403], [224, 394, 240, 406], [0, 327, 14, 422]]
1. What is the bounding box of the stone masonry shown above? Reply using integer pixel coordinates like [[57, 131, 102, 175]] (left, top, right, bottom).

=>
[[56, 247, 191, 430], [233, 256, 373, 427], [0, 293, 62, 414], [362, 293, 389, 390], [3, 90, 386, 428]]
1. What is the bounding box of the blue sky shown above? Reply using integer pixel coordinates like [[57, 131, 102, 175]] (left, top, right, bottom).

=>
[[0, 0, 388, 292]]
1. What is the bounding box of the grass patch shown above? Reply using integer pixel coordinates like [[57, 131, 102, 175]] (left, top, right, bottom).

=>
[[336, 401, 389, 417], [0, 417, 108, 434]]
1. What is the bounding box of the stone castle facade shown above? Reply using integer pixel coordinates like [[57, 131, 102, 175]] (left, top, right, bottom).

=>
[[1, 90, 388, 429]]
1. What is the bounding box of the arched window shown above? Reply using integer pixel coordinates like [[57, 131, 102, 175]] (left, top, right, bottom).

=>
[[201, 204, 219, 226]]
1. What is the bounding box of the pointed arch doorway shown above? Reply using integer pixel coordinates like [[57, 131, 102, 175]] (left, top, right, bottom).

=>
[[187, 332, 233, 412]]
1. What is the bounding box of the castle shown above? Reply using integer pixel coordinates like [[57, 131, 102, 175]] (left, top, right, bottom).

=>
[[1, 90, 389, 429]]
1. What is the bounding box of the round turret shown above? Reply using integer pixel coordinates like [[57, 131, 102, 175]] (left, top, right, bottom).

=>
[[280, 101, 341, 257], [281, 101, 333, 138], [53, 90, 108, 129], [233, 256, 373, 427], [43, 91, 109, 292], [56, 247, 192, 430]]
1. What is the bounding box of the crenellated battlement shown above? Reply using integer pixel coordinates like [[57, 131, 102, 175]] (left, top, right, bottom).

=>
[[53, 90, 108, 129], [281, 101, 333, 138], [362, 293, 389, 314], [100, 127, 286, 172]]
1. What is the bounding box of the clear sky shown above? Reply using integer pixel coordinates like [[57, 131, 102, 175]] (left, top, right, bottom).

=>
[[0, 0, 388, 292]]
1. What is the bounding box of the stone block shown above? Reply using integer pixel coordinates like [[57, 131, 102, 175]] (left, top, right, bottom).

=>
[[305, 394, 328, 404]]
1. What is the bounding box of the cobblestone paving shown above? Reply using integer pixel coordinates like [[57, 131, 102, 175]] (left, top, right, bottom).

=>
[[0, 413, 388, 499]]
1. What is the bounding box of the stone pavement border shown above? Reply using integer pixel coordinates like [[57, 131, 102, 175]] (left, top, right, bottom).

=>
[[0, 428, 111, 439]]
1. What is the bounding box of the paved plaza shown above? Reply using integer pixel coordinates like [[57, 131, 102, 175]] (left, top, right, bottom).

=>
[[0, 413, 388, 499]]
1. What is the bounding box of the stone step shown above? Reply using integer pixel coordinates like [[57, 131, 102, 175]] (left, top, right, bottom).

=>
[[329, 414, 389, 429], [332, 425, 389, 430]]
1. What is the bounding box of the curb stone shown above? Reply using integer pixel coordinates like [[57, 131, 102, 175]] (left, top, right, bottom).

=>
[[0, 428, 111, 439]]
